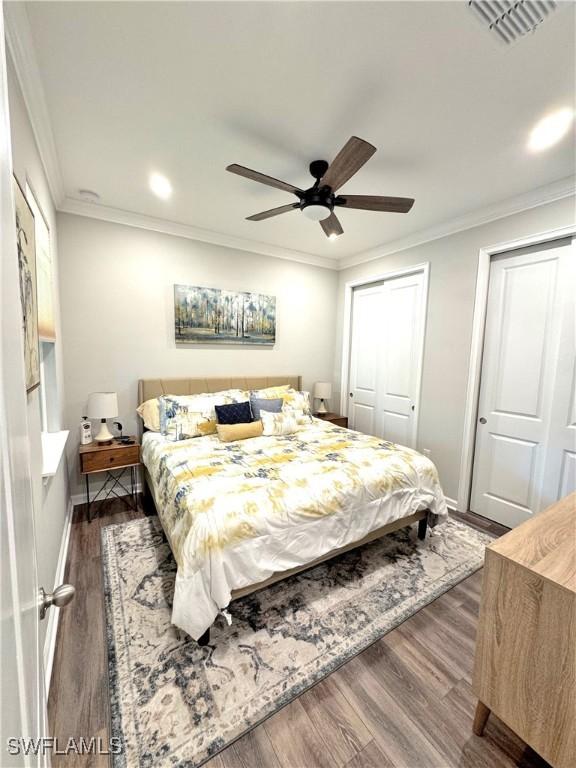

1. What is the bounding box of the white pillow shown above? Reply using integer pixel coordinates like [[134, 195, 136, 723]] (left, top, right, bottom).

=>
[[261, 410, 299, 436]]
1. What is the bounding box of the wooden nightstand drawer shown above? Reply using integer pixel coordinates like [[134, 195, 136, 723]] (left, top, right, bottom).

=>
[[329, 417, 348, 428], [81, 444, 140, 474]]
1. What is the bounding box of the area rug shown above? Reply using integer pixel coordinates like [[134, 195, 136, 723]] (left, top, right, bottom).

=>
[[102, 515, 492, 767]]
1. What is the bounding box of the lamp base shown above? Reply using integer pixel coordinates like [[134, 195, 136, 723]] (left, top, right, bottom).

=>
[[94, 420, 114, 443], [316, 399, 328, 414]]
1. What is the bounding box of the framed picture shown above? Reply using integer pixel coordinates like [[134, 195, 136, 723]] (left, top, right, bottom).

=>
[[26, 183, 55, 342], [174, 284, 276, 345], [14, 176, 40, 393]]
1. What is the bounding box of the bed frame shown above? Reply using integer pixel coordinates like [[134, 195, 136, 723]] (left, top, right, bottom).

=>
[[138, 376, 429, 645]]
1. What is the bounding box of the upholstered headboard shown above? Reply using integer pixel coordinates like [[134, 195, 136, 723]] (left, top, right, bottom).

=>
[[137, 375, 302, 405]]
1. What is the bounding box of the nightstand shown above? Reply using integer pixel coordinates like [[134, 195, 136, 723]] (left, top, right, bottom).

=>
[[79, 438, 140, 521], [315, 412, 348, 428]]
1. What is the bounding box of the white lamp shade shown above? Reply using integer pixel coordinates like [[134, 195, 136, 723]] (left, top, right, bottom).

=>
[[87, 392, 118, 419], [314, 382, 332, 400]]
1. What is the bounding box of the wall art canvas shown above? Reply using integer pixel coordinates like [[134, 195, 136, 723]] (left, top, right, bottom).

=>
[[14, 177, 40, 392], [26, 183, 55, 341], [174, 284, 276, 345]]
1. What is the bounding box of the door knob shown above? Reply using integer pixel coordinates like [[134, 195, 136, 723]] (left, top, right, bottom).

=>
[[39, 584, 75, 620], [479, 417, 487, 424]]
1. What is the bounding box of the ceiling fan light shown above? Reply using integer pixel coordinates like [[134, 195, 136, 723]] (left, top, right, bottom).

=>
[[301, 203, 331, 221]]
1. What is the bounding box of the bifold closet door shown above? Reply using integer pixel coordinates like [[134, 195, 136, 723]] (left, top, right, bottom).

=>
[[471, 240, 575, 528], [375, 272, 424, 447], [348, 272, 424, 447], [348, 284, 382, 435]]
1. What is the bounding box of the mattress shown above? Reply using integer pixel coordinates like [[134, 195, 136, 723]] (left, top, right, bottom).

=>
[[141, 419, 448, 639]]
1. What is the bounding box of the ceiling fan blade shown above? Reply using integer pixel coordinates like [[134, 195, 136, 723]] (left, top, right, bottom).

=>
[[338, 194, 415, 213], [246, 203, 300, 221], [227, 164, 302, 195], [320, 212, 344, 238], [320, 137, 376, 192]]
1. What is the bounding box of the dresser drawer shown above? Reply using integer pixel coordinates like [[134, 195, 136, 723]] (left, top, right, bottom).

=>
[[81, 445, 140, 473]]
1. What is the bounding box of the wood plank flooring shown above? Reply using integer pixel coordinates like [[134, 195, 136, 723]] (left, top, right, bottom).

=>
[[48, 498, 550, 768]]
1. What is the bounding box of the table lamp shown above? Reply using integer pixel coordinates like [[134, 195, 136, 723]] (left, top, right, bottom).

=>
[[87, 392, 118, 443], [314, 382, 332, 414]]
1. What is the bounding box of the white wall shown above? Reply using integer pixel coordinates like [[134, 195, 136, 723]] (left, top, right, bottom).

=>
[[57, 212, 339, 497], [8, 53, 70, 654], [335, 196, 576, 504]]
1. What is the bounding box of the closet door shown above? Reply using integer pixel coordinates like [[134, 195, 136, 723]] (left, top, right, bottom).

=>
[[542, 241, 576, 505], [471, 241, 574, 527], [376, 272, 424, 447], [348, 284, 382, 435], [348, 271, 425, 447]]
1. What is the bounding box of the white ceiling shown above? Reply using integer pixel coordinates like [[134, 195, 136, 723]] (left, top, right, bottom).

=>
[[20, 1, 576, 263]]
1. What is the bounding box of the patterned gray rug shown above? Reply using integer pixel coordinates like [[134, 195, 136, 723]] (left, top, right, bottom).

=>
[[102, 515, 491, 767]]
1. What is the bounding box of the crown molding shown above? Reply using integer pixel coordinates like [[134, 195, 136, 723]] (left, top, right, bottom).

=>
[[338, 176, 576, 270], [4, 3, 65, 206], [59, 197, 338, 270]]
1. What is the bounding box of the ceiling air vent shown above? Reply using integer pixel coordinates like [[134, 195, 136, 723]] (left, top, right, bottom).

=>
[[468, 1, 558, 44]]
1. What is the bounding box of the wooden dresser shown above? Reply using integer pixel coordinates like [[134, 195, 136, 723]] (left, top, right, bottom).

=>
[[472, 493, 576, 768]]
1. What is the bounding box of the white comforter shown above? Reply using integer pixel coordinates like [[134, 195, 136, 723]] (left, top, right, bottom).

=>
[[141, 419, 448, 639]]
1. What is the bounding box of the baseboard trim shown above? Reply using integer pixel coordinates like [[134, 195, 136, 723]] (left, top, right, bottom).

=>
[[445, 496, 459, 511], [70, 482, 143, 509], [43, 496, 74, 696]]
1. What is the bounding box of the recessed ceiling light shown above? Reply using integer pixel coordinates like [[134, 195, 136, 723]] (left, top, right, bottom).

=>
[[528, 108, 574, 152], [149, 172, 173, 199]]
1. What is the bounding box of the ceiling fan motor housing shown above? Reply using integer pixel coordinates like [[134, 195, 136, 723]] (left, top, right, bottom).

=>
[[300, 161, 335, 220]]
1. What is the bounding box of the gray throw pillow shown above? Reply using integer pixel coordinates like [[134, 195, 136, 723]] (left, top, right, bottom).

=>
[[250, 396, 283, 421]]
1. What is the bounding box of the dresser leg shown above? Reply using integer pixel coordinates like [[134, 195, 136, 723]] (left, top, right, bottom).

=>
[[473, 700, 491, 736]]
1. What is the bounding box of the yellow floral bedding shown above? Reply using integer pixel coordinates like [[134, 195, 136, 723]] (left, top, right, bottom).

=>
[[141, 418, 448, 639]]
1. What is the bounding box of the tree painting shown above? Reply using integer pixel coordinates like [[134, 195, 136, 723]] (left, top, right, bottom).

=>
[[174, 284, 276, 345]]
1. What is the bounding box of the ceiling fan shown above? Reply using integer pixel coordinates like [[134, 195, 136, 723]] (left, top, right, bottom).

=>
[[226, 136, 414, 239]]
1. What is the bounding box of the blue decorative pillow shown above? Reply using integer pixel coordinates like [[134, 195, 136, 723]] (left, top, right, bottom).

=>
[[214, 400, 252, 425], [250, 396, 283, 421]]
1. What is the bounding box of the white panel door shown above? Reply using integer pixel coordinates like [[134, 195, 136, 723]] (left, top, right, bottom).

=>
[[348, 284, 382, 435], [1, 13, 47, 765], [542, 241, 576, 504], [376, 272, 424, 447], [348, 271, 425, 448], [471, 241, 574, 527]]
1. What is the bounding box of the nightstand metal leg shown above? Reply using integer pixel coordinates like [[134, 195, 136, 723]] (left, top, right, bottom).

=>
[[86, 474, 91, 523]]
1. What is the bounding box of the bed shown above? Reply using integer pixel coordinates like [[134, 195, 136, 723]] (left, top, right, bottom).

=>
[[138, 376, 448, 642]]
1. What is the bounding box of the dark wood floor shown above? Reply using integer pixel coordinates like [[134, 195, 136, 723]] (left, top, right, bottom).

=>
[[48, 498, 550, 768]]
